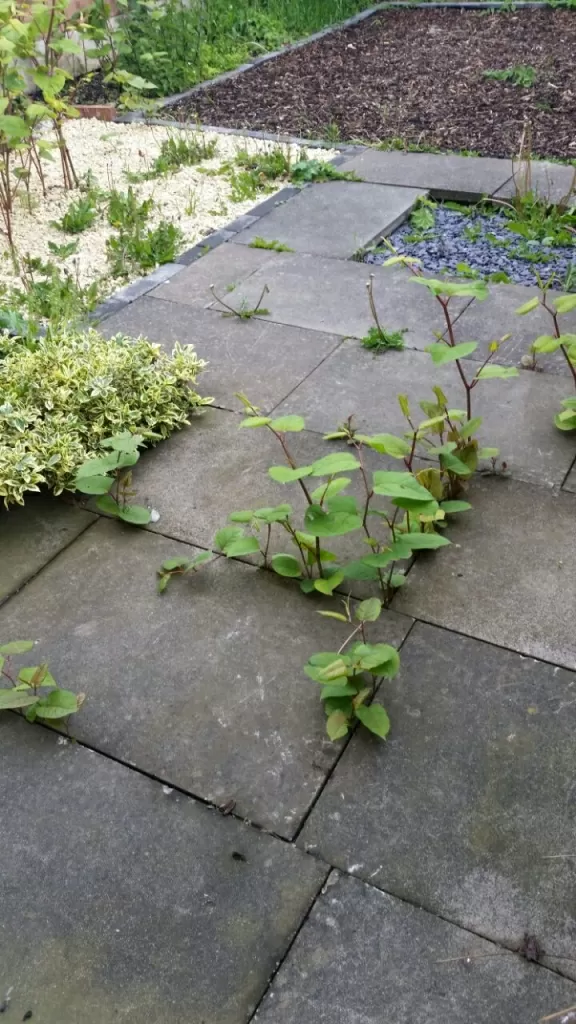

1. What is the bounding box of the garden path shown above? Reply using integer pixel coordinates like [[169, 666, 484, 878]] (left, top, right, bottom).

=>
[[2, 148, 576, 1024]]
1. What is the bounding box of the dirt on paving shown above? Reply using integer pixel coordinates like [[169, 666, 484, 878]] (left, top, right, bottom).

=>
[[173, 7, 576, 159]]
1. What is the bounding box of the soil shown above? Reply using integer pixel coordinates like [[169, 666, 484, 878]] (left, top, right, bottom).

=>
[[173, 8, 576, 159], [66, 70, 121, 106]]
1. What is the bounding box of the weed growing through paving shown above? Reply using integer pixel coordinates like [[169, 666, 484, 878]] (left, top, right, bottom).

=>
[[74, 432, 152, 525], [210, 282, 270, 318], [248, 237, 294, 252], [361, 272, 406, 353], [0, 640, 84, 724], [516, 288, 576, 430]]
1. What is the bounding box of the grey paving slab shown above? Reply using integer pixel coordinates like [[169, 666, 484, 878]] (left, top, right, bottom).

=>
[[148, 242, 272, 308], [204, 251, 466, 343], [452, 283, 576, 375], [495, 161, 576, 204], [394, 477, 576, 669], [0, 520, 412, 837], [338, 150, 513, 199], [273, 341, 575, 488], [0, 494, 96, 604], [100, 298, 341, 414], [0, 716, 326, 1024], [299, 626, 576, 977], [564, 462, 576, 493], [233, 182, 425, 258], [254, 873, 576, 1023]]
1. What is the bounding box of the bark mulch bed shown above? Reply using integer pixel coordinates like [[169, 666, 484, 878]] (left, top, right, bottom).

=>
[[173, 8, 576, 159]]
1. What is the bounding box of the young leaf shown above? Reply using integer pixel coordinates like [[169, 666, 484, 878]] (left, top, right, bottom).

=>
[[0, 640, 34, 656], [515, 296, 539, 315], [412, 278, 488, 300], [317, 610, 349, 622], [355, 598, 382, 622], [314, 571, 345, 595], [18, 665, 55, 688], [253, 504, 292, 523], [311, 477, 351, 502], [475, 365, 519, 380], [161, 557, 193, 572], [223, 536, 261, 557], [240, 416, 271, 428], [355, 433, 411, 458], [320, 684, 357, 699], [75, 475, 112, 495], [531, 335, 562, 354], [304, 505, 362, 537], [355, 703, 390, 739], [269, 415, 306, 432], [554, 295, 576, 315], [310, 453, 361, 476], [326, 709, 350, 741], [426, 341, 478, 364], [400, 532, 450, 550], [96, 494, 120, 516], [34, 688, 80, 719], [0, 689, 38, 710], [118, 504, 151, 526], [268, 465, 313, 483], [229, 510, 255, 523], [271, 554, 302, 578], [439, 452, 472, 477], [214, 526, 244, 549]]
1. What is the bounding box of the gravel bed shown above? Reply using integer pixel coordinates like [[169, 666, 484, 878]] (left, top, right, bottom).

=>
[[366, 206, 576, 288], [0, 120, 334, 298]]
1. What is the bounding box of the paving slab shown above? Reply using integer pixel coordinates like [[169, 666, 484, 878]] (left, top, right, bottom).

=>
[[254, 872, 576, 1023], [0, 716, 326, 1024], [451, 282, 576, 375], [100, 298, 342, 413], [0, 494, 96, 604], [0, 519, 412, 837], [564, 461, 576, 493], [148, 241, 272, 308], [338, 150, 513, 199], [394, 477, 576, 668], [495, 160, 576, 204], [203, 251, 467, 343], [273, 341, 575, 488], [299, 626, 576, 976], [232, 181, 425, 258]]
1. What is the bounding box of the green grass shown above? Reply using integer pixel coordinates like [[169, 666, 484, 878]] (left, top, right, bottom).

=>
[[119, 0, 383, 97]]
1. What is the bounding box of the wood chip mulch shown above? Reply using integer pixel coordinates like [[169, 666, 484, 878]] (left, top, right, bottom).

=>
[[173, 8, 576, 159]]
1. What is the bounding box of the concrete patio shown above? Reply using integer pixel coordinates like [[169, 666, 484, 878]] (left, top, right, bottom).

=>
[[1, 148, 576, 1023]]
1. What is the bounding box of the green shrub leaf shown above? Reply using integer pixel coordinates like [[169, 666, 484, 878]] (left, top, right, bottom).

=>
[[269, 415, 305, 432], [401, 532, 450, 550], [355, 433, 411, 458], [554, 295, 576, 315], [515, 297, 539, 314], [355, 598, 382, 622], [268, 465, 313, 483], [426, 341, 478, 364], [475, 365, 519, 380], [326, 709, 350, 741], [0, 641, 34, 655], [271, 554, 302, 577], [304, 505, 362, 537], [223, 536, 261, 557], [310, 453, 361, 476], [0, 689, 38, 710], [117, 504, 152, 526]]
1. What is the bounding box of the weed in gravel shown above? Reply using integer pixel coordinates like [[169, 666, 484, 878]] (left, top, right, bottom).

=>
[[290, 159, 361, 184], [210, 282, 270, 318], [107, 186, 154, 231], [144, 132, 218, 180], [484, 65, 537, 88], [106, 220, 184, 277], [53, 194, 98, 235], [248, 237, 294, 252], [323, 122, 341, 144], [12, 255, 102, 327]]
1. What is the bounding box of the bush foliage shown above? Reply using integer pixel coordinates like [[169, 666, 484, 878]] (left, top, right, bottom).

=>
[[0, 329, 210, 506]]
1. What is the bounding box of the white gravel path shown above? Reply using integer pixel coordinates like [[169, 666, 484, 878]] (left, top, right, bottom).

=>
[[1, 119, 334, 299]]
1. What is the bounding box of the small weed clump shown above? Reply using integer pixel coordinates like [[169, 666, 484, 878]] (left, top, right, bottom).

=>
[[484, 65, 537, 88], [248, 237, 294, 252], [361, 326, 407, 353]]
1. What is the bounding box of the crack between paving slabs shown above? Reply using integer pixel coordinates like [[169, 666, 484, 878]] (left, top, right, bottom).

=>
[[0, 514, 100, 610]]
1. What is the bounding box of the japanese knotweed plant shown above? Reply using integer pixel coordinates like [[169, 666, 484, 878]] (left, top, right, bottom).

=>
[[516, 288, 576, 431], [160, 394, 472, 607], [74, 431, 151, 525], [305, 596, 398, 741], [0, 640, 84, 724]]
